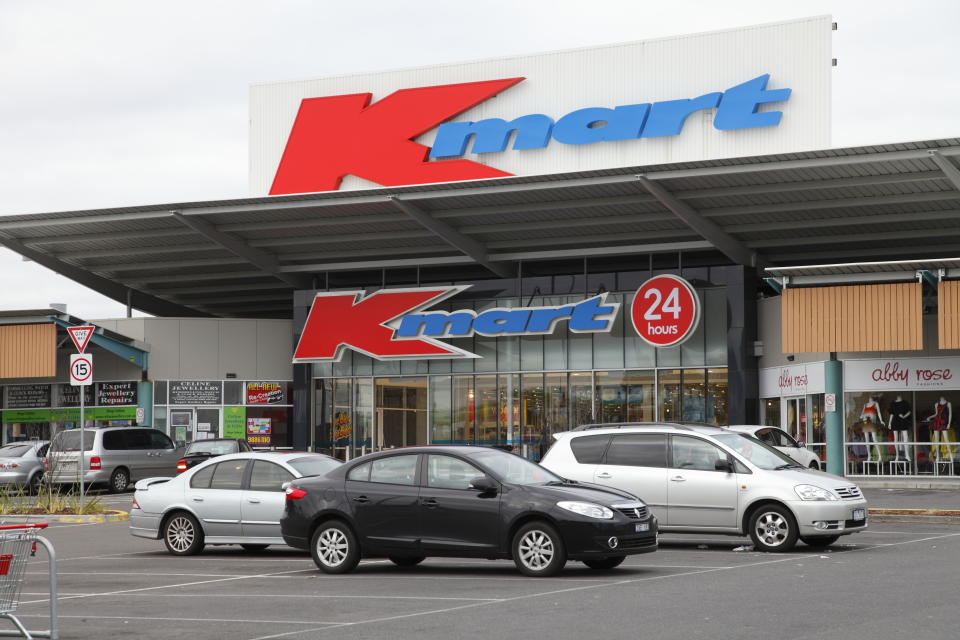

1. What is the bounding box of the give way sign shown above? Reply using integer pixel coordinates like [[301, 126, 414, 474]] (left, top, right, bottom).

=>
[[67, 325, 95, 352]]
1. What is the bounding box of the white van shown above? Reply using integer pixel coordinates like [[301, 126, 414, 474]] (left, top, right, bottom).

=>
[[541, 423, 867, 552]]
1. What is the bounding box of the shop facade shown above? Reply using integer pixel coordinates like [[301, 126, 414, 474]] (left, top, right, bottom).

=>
[[305, 268, 738, 460]]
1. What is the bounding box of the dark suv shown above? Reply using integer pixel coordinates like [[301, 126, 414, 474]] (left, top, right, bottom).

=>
[[176, 438, 252, 472]]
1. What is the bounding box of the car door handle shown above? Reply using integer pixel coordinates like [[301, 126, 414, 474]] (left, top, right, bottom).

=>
[[352, 496, 370, 503], [596, 472, 613, 479], [670, 476, 687, 482], [248, 498, 261, 504], [421, 498, 438, 509], [191, 497, 204, 502]]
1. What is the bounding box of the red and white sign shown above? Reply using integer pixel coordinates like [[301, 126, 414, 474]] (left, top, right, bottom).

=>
[[630, 275, 701, 347], [759, 362, 825, 398], [66, 325, 95, 352], [69, 353, 93, 387]]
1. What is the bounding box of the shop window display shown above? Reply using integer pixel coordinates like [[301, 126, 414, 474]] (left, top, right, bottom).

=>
[[916, 390, 958, 474]]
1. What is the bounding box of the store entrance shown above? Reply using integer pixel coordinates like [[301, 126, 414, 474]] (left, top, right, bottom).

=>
[[374, 377, 427, 450], [784, 396, 806, 442]]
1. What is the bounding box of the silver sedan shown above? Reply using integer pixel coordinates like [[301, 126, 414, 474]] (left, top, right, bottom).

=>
[[129, 451, 342, 555], [0, 441, 49, 493]]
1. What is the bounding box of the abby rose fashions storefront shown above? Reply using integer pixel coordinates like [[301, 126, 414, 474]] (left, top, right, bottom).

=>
[[761, 357, 960, 477], [844, 357, 960, 477]]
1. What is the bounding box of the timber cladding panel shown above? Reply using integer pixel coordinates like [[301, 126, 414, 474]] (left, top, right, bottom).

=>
[[0, 324, 57, 378], [781, 283, 922, 353], [940, 281, 960, 350]]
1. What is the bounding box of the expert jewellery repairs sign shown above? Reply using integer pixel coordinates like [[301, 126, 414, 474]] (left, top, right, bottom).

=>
[[294, 278, 700, 363]]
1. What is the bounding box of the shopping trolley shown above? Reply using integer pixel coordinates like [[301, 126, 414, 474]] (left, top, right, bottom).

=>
[[0, 524, 58, 640]]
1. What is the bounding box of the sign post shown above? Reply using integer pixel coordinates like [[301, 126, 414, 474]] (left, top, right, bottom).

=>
[[67, 325, 95, 507]]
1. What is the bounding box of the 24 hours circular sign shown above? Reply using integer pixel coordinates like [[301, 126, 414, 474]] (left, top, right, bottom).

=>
[[630, 275, 701, 347]]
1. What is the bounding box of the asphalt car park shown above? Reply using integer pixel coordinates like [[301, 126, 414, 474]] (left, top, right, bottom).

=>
[[7, 519, 958, 640]]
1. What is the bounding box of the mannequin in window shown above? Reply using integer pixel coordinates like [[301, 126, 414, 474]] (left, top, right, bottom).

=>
[[888, 396, 912, 463], [860, 397, 883, 462], [927, 397, 954, 463]]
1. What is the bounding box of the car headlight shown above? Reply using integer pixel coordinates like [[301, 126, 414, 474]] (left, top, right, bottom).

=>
[[557, 501, 614, 519], [794, 484, 838, 501]]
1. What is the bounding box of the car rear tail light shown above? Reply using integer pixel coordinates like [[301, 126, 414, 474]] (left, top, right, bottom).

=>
[[176, 459, 187, 473], [43, 458, 49, 471], [89, 456, 102, 471], [285, 487, 308, 500], [131, 496, 141, 510]]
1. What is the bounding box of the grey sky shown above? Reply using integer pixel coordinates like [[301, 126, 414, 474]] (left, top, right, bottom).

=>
[[1, 0, 958, 318]]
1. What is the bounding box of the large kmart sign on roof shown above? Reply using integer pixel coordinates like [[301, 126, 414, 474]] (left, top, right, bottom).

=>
[[251, 16, 832, 195]]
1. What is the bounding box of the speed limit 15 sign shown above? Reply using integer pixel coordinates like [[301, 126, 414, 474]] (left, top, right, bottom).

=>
[[70, 353, 93, 386], [630, 275, 701, 347]]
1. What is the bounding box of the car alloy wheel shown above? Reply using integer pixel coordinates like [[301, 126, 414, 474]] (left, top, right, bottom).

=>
[[512, 522, 567, 577], [310, 521, 360, 574], [164, 513, 204, 556], [110, 468, 129, 493], [748, 505, 799, 552]]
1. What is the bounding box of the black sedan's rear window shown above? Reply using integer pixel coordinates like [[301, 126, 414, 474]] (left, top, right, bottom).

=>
[[287, 456, 341, 478], [570, 434, 610, 464]]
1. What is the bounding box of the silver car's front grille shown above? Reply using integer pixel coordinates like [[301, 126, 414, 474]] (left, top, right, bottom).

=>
[[611, 503, 649, 520], [835, 486, 862, 500]]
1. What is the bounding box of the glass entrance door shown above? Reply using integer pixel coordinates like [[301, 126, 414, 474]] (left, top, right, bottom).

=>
[[375, 378, 427, 450], [169, 409, 193, 445], [783, 397, 807, 443]]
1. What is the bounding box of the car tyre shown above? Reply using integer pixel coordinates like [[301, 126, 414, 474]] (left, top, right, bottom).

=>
[[27, 473, 43, 495], [512, 521, 567, 577], [389, 555, 425, 567], [800, 535, 841, 548], [163, 512, 205, 556], [240, 544, 269, 552], [311, 521, 360, 574], [109, 468, 129, 493], [748, 504, 799, 552], [582, 556, 626, 570]]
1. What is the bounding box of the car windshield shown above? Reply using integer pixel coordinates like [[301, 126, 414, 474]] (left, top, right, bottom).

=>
[[287, 456, 342, 477], [0, 444, 32, 457], [51, 430, 95, 452], [712, 433, 801, 470], [471, 449, 563, 485], [185, 441, 237, 456]]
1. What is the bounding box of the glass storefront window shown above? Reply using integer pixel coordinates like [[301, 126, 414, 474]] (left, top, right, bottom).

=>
[[430, 376, 452, 445], [475, 375, 497, 444], [682, 369, 706, 423], [595, 370, 655, 423], [569, 372, 594, 428], [763, 398, 780, 426], [593, 294, 624, 369], [706, 368, 728, 426], [915, 391, 958, 475], [499, 374, 520, 447], [452, 376, 474, 444], [659, 369, 681, 423], [545, 373, 567, 438], [521, 373, 545, 460], [354, 378, 373, 455]]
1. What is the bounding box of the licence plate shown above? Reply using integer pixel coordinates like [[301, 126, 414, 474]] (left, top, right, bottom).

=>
[[635, 523, 650, 532], [853, 508, 865, 521]]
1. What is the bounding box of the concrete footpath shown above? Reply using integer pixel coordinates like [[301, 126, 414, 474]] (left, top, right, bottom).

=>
[[863, 487, 960, 522]]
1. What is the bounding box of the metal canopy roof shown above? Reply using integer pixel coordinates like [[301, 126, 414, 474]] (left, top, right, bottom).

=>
[[2, 137, 960, 318]]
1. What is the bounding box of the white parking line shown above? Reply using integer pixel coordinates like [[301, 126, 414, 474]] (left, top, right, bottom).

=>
[[15, 614, 344, 627], [244, 531, 960, 640], [25, 592, 502, 602]]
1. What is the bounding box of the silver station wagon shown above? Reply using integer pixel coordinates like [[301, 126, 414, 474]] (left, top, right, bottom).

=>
[[541, 423, 868, 552]]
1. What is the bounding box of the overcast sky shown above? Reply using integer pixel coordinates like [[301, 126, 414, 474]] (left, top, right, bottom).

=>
[[1, 0, 958, 319]]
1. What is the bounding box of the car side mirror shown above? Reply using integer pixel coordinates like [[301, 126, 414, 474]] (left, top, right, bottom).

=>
[[797, 441, 806, 449], [469, 476, 497, 493], [715, 458, 734, 473]]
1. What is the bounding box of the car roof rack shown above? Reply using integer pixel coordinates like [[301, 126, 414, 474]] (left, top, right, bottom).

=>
[[571, 422, 695, 432]]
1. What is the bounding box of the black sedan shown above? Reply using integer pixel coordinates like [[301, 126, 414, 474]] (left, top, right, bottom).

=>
[[176, 438, 252, 473], [281, 446, 658, 577]]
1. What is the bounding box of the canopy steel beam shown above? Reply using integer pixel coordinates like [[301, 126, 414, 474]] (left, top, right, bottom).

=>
[[748, 226, 960, 249], [169, 211, 311, 289], [388, 197, 514, 279], [928, 150, 960, 191], [0, 231, 209, 317], [636, 176, 763, 268]]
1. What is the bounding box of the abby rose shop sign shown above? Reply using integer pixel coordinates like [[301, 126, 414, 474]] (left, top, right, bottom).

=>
[[844, 357, 960, 391]]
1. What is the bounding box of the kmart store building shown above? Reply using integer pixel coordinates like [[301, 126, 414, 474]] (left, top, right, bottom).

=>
[[2, 16, 959, 479]]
